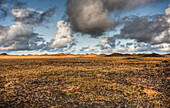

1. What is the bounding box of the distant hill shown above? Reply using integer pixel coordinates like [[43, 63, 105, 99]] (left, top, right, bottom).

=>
[[98, 54, 107, 57], [139, 53, 164, 57], [105, 53, 166, 57], [106, 53, 131, 57], [0, 52, 168, 57], [0, 53, 8, 55]]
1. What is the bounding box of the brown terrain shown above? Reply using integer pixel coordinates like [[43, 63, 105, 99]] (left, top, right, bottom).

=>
[[0, 53, 170, 107]]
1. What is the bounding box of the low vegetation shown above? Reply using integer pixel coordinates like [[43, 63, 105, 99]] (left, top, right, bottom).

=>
[[0, 55, 169, 107]]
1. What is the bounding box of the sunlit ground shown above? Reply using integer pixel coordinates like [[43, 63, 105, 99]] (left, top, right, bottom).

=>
[[0, 55, 169, 107]]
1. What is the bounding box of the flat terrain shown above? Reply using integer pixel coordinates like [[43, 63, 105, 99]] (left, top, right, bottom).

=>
[[0, 55, 98, 59], [0, 56, 170, 107]]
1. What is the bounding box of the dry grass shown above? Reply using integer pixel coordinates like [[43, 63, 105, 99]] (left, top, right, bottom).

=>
[[0, 56, 170, 107]]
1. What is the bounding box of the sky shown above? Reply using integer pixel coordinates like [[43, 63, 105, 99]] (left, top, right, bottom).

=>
[[0, 0, 170, 55]]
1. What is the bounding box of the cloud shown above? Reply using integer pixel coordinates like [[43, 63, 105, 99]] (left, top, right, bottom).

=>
[[79, 46, 89, 52], [67, 42, 77, 50], [119, 6, 170, 45], [0, 0, 26, 18], [134, 42, 170, 52], [126, 43, 134, 48], [116, 41, 121, 46], [108, 36, 118, 48], [116, 47, 133, 53], [97, 35, 118, 50], [99, 35, 109, 44], [97, 36, 109, 50], [120, 45, 125, 48], [48, 21, 75, 49], [0, 20, 75, 52], [165, 5, 170, 15], [88, 48, 100, 53], [12, 0, 27, 8], [134, 43, 151, 52], [0, 22, 45, 50], [0, 0, 10, 17], [12, 7, 56, 25], [158, 44, 170, 52], [66, 0, 165, 36], [100, 48, 113, 54], [66, 0, 114, 36], [0, 0, 5, 4]]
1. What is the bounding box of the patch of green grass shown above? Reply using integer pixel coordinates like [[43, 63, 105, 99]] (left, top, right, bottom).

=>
[[66, 93, 74, 97]]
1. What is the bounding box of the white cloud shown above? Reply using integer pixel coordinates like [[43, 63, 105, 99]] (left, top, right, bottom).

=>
[[99, 35, 108, 44], [165, 5, 170, 15], [12, 7, 55, 25], [0, 22, 45, 50], [49, 21, 75, 48], [119, 6, 170, 45], [157, 43, 170, 52], [12, 8, 43, 18], [134, 42, 170, 53]]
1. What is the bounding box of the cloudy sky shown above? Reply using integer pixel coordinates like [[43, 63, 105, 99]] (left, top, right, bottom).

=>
[[0, 0, 170, 55]]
